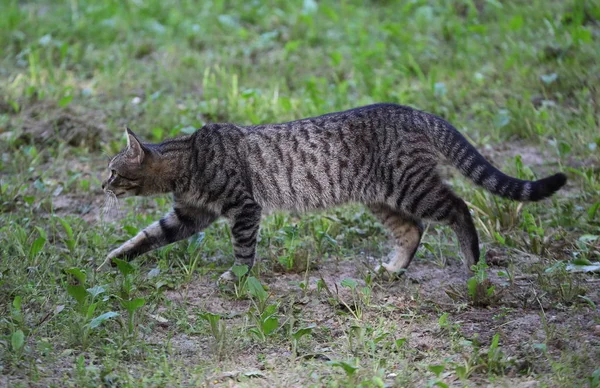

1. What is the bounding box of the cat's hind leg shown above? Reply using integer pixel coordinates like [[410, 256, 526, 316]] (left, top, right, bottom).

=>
[[402, 183, 480, 273], [368, 203, 423, 274]]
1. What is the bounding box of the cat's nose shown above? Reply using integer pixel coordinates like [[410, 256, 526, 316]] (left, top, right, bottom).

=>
[[101, 182, 106, 190]]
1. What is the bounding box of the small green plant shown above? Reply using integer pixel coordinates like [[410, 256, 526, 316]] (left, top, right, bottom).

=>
[[175, 234, 205, 283], [436, 312, 464, 352], [1, 296, 27, 361], [231, 264, 250, 298], [276, 225, 311, 273], [467, 261, 502, 307], [328, 359, 359, 380], [63, 267, 118, 348], [426, 364, 448, 388], [10, 328, 25, 356], [572, 234, 599, 262], [486, 333, 506, 375], [316, 277, 329, 297], [198, 312, 227, 360], [336, 278, 372, 320], [55, 216, 78, 254], [290, 325, 314, 358], [120, 298, 145, 336], [28, 227, 47, 263], [538, 261, 587, 306], [452, 334, 508, 380], [497, 264, 515, 287], [520, 210, 547, 256], [113, 258, 146, 336], [343, 323, 397, 365], [9, 224, 47, 264], [588, 368, 600, 388], [246, 277, 279, 341], [309, 217, 338, 257], [421, 225, 454, 268], [446, 260, 502, 307]]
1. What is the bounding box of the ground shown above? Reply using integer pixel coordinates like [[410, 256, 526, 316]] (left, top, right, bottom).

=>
[[1, 1, 600, 387]]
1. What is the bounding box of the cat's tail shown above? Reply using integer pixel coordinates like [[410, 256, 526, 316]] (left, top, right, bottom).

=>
[[429, 116, 566, 201]]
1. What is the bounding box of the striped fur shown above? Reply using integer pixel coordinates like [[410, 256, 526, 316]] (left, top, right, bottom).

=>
[[102, 104, 566, 279]]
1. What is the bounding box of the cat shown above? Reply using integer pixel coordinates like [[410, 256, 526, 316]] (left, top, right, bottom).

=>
[[100, 103, 566, 281]]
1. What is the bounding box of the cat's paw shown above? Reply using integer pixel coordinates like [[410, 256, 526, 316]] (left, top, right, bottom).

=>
[[217, 270, 236, 285], [95, 248, 125, 272], [374, 263, 393, 274], [373, 263, 406, 278], [96, 252, 117, 272]]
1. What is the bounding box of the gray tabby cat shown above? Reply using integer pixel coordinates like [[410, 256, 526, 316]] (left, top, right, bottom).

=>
[[101, 103, 566, 280]]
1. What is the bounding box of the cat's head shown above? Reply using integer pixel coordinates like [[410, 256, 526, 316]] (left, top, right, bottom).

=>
[[102, 128, 166, 198]]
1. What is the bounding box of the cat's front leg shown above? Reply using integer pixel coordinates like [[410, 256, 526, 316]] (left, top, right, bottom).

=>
[[219, 200, 262, 283], [98, 206, 218, 270]]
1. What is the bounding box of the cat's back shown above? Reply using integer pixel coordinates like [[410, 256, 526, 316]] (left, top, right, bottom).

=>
[[230, 103, 416, 210], [241, 103, 411, 134]]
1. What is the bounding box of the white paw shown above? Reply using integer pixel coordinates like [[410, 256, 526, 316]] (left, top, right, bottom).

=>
[[106, 250, 119, 260], [374, 263, 405, 277], [217, 270, 236, 284], [374, 263, 395, 273], [96, 254, 116, 272]]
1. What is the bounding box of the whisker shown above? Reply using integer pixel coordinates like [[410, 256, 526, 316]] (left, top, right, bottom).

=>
[[101, 190, 120, 221]]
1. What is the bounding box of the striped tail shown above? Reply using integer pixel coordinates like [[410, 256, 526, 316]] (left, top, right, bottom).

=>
[[429, 117, 566, 201]]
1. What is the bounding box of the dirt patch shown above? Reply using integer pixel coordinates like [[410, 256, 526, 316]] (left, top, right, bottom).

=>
[[153, 255, 599, 385], [9, 101, 107, 149]]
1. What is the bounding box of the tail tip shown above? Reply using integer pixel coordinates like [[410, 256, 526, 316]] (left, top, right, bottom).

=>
[[531, 172, 567, 201], [552, 172, 567, 188]]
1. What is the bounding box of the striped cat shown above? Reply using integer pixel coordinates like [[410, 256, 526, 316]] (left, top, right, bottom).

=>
[[101, 104, 566, 281]]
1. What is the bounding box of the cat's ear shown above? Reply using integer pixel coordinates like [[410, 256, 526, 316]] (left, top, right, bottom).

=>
[[125, 127, 146, 164]]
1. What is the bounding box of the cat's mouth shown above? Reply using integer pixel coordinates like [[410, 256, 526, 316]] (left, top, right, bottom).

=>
[[104, 189, 126, 198], [104, 184, 140, 198]]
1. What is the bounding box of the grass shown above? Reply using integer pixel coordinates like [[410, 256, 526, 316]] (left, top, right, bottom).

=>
[[1, 0, 599, 386]]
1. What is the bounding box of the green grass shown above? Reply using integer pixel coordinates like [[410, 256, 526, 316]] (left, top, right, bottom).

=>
[[1, 0, 600, 386]]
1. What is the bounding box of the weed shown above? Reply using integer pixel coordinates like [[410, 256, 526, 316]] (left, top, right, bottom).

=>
[[0, 296, 27, 365], [537, 261, 587, 306], [332, 278, 373, 320], [112, 259, 147, 338], [453, 334, 509, 379], [230, 264, 250, 299], [198, 312, 227, 360], [446, 260, 503, 307], [62, 267, 118, 348], [246, 277, 280, 341], [289, 325, 314, 358], [589, 368, 600, 388], [426, 364, 449, 388], [520, 210, 549, 256], [328, 359, 360, 382], [55, 216, 79, 255]]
